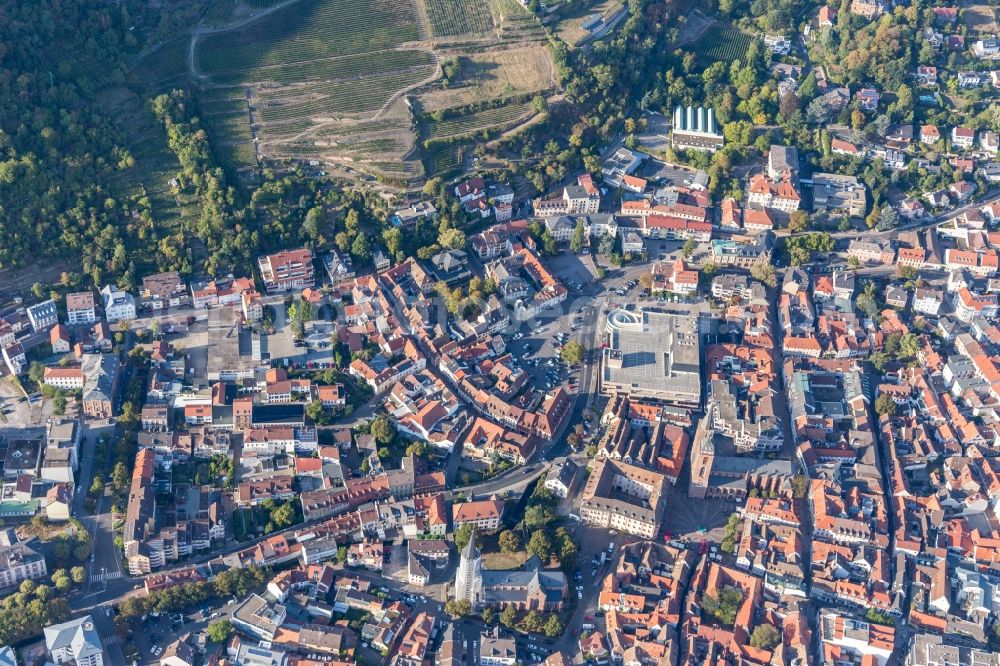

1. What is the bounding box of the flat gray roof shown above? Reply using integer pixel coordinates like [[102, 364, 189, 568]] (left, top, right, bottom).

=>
[[602, 310, 701, 403]]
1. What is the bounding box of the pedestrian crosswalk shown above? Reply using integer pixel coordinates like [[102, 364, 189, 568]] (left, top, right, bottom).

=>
[[91, 570, 124, 583], [103, 635, 118, 646]]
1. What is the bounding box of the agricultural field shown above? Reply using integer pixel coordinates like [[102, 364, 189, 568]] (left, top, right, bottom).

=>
[[694, 25, 754, 66], [425, 101, 534, 141], [423, 0, 495, 36], [418, 45, 554, 111]]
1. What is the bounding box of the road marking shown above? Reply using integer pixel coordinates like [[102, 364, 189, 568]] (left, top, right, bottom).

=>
[[103, 635, 118, 645], [92, 570, 124, 583]]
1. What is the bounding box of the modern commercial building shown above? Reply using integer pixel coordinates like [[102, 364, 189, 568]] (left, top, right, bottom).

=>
[[600, 309, 701, 408]]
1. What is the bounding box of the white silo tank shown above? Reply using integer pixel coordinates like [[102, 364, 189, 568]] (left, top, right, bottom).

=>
[[697, 107, 706, 133], [707, 108, 716, 135], [674, 106, 684, 130], [686, 106, 694, 132]]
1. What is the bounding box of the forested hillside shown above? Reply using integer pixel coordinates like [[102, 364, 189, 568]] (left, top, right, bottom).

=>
[[0, 2, 188, 281]]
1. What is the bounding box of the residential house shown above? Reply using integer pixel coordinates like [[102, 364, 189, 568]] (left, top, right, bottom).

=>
[[920, 125, 941, 144], [0, 533, 48, 591], [258, 248, 315, 292], [50, 325, 71, 354], [391, 201, 437, 228], [953, 127, 976, 150], [44, 615, 104, 666], [857, 88, 880, 111], [453, 498, 504, 532], [916, 66, 938, 85], [100, 284, 136, 322], [2, 342, 27, 376], [66, 292, 97, 325], [140, 272, 189, 311], [26, 299, 58, 333]]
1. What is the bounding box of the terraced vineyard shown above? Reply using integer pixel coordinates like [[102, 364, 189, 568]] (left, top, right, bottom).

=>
[[418, 45, 553, 111], [423, 143, 464, 176], [207, 50, 434, 86], [426, 101, 533, 141], [256, 65, 435, 121], [424, 0, 495, 36], [197, 0, 420, 72], [130, 0, 559, 183], [133, 37, 191, 89], [695, 25, 754, 65]]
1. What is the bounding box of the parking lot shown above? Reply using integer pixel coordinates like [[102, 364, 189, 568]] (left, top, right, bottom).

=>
[[508, 313, 587, 395], [0, 377, 51, 428]]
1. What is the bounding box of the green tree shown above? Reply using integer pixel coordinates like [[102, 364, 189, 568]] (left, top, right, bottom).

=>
[[303, 207, 326, 243], [112, 461, 129, 492], [701, 586, 744, 626], [749, 624, 780, 650], [207, 619, 233, 643], [560, 340, 585, 365], [788, 210, 809, 233], [445, 599, 472, 618], [856, 281, 880, 319], [481, 607, 497, 624], [406, 441, 429, 458], [306, 400, 325, 422], [527, 530, 552, 561], [351, 232, 373, 262], [118, 595, 148, 619], [875, 393, 897, 417], [723, 120, 754, 147], [750, 261, 777, 288], [268, 502, 298, 530], [500, 604, 518, 627], [544, 614, 564, 638], [524, 610, 543, 632], [454, 524, 475, 552], [570, 220, 586, 253], [439, 228, 466, 250], [681, 238, 697, 258], [499, 530, 521, 554], [70, 567, 86, 584], [51, 570, 71, 592], [28, 361, 46, 386], [371, 414, 395, 445]]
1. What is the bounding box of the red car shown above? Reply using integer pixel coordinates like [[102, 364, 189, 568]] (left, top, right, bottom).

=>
[[699, 541, 710, 555]]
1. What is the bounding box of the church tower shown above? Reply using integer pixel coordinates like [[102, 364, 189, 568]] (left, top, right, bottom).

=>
[[454, 529, 482, 605]]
